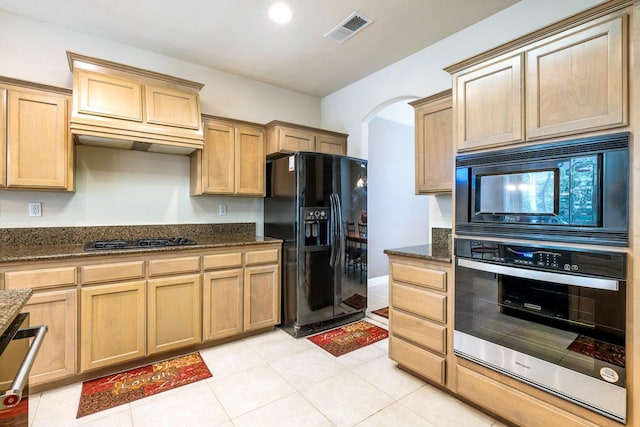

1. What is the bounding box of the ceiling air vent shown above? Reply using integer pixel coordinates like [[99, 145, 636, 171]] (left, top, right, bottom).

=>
[[324, 12, 373, 43]]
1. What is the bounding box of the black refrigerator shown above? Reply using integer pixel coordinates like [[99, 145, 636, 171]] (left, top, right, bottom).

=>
[[264, 152, 368, 337]]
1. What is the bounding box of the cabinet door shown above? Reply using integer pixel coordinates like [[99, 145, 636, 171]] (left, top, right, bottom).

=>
[[148, 274, 201, 354], [6, 89, 70, 189], [76, 70, 142, 121], [202, 269, 243, 340], [415, 95, 453, 193], [202, 122, 235, 194], [145, 84, 201, 130], [244, 264, 279, 331], [235, 125, 265, 196], [0, 88, 6, 188], [316, 133, 346, 155], [80, 281, 146, 372], [455, 54, 524, 151], [24, 289, 77, 385], [526, 14, 626, 140], [279, 127, 315, 152]]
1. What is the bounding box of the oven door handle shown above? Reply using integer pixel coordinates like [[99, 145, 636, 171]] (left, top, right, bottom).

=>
[[457, 258, 619, 291], [0, 324, 48, 410]]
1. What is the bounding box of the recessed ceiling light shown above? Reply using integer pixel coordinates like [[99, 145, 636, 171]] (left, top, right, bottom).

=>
[[268, 2, 292, 24]]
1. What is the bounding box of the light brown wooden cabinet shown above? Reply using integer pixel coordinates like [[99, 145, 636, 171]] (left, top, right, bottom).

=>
[[80, 280, 147, 372], [190, 117, 265, 196], [2, 263, 78, 386], [147, 274, 202, 354], [525, 13, 627, 140], [203, 246, 280, 341], [411, 90, 453, 194], [453, 54, 524, 152], [448, 10, 627, 152], [266, 120, 347, 158], [67, 51, 204, 155], [388, 255, 451, 387], [0, 78, 73, 190]]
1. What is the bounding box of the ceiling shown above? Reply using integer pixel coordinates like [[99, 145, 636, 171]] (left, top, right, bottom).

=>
[[0, 0, 519, 97]]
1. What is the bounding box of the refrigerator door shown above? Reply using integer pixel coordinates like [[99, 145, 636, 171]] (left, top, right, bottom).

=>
[[335, 157, 368, 315]]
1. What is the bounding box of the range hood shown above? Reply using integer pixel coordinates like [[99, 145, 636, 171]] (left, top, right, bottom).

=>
[[67, 52, 204, 155]]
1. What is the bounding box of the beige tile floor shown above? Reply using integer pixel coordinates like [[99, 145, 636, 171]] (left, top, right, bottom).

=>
[[27, 283, 507, 427]]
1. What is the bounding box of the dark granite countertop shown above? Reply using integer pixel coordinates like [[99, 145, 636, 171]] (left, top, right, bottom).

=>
[[0, 235, 282, 263], [0, 223, 281, 263], [384, 244, 452, 263], [0, 288, 33, 338]]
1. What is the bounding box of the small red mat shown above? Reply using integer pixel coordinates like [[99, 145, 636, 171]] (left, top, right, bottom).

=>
[[372, 307, 389, 318], [77, 352, 212, 418], [308, 320, 388, 357]]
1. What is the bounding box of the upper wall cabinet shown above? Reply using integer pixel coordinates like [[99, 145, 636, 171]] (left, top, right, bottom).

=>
[[67, 52, 204, 155], [190, 116, 266, 196], [411, 90, 453, 194], [447, 8, 628, 152], [453, 55, 524, 152], [265, 121, 347, 158], [0, 77, 74, 191], [525, 14, 627, 140]]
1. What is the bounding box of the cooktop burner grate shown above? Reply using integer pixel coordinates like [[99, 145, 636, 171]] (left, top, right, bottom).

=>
[[84, 237, 197, 251]]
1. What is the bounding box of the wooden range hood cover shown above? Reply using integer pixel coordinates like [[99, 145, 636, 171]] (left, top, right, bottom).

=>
[[67, 52, 205, 155]]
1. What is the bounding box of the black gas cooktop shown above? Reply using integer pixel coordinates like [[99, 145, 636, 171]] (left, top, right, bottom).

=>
[[84, 237, 197, 251]]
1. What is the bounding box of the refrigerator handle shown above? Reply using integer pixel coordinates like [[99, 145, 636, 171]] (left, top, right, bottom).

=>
[[329, 194, 337, 268], [334, 193, 345, 271]]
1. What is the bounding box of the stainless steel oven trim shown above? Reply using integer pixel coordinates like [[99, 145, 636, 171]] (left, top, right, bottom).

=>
[[454, 330, 626, 423], [457, 258, 619, 291]]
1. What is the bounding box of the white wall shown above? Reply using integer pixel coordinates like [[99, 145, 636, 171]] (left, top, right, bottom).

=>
[[0, 10, 322, 231], [320, 0, 603, 160], [368, 117, 429, 277]]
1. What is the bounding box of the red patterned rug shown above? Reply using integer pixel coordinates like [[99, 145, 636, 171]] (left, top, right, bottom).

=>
[[343, 293, 367, 310], [308, 320, 388, 357], [567, 335, 625, 368], [77, 352, 212, 418], [372, 307, 389, 318]]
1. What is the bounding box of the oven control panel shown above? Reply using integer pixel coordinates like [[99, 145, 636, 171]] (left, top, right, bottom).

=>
[[455, 238, 626, 279]]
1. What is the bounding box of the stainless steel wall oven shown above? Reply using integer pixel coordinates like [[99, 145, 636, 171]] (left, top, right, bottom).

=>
[[454, 238, 626, 422], [455, 132, 629, 246]]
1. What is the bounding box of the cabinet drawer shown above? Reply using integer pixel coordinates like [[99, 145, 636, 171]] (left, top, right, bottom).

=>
[[389, 335, 445, 385], [149, 256, 200, 277], [456, 365, 599, 427], [81, 261, 145, 284], [202, 252, 243, 270], [245, 248, 279, 266], [391, 262, 446, 291], [391, 308, 446, 354], [391, 282, 446, 323], [5, 267, 76, 290]]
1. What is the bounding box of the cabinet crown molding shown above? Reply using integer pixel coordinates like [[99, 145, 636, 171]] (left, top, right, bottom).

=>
[[66, 51, 204, 91]]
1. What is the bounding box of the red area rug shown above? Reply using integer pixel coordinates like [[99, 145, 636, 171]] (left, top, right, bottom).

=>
[[343, 293, 367, 310], [308, 320, 388, 357], [77, 352, 212, 418], [372, 307, 389, 319], [567, 335, 625, 368]]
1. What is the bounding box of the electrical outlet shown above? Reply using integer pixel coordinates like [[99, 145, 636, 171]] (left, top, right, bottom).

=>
[[29, 202, 42, 217], [219, 204, 227, 216]]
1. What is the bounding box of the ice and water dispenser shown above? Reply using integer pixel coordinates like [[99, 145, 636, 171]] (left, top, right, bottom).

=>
[[302, 208, 329, 247]]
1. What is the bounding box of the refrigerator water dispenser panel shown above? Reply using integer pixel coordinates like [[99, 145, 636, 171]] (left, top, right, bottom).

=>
[[302, 207, 329, 246]]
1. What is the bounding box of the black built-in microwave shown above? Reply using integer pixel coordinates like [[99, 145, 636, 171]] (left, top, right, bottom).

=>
[[455, 132, 629, 246]]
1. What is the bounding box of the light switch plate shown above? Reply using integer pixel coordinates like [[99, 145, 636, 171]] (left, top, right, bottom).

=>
[[219, 204, 227, 216]]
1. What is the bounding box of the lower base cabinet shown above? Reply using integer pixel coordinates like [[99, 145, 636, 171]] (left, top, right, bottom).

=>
[[244, 264, 279, 331], [80, 280, 146, 372], [24, 289, 77, 385], [147, 274, 202, 354], [203, 268, 243, 341]]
